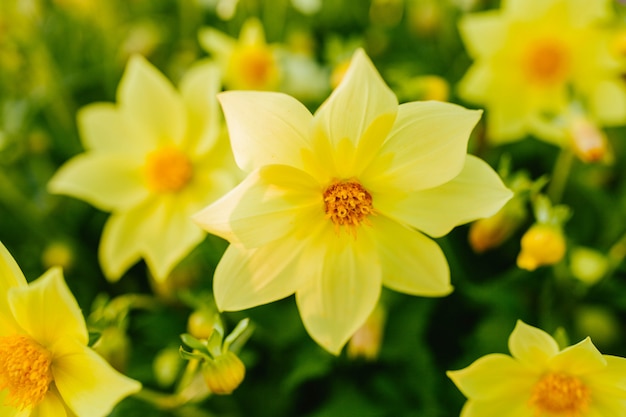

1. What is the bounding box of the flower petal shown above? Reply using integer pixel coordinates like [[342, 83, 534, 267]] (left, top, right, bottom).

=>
[[179, 60, 223, 155], [459, 11, 507, 58], [590, 79, 626, 126], [218, 91, 314, 172], [198, 26, 236, 60], [8, 268, 88, 347], [117, 55, 186, 146], [193, 165, 321, 249], [0, 243, 27, 336], [548, 337, 607, 374], [508, 320, 559, 369], [0, 391, 19, 417], [366, 216, 451, 296], [52, 340, 141, 417], [296, 233, 382, 355], [459, 398, 530, 417], [31, 389, 66, 417], [47, 153, 148, 212], [313, 49, 397, 156], [362, 101, 482, 192], [375, 155, 512, 238], [214, 236, 317, 312], [77, 103, 152, 155], [447, 353, 536, 400]]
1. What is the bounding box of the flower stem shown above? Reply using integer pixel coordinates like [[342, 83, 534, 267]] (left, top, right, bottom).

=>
[[547, 148, 574, 204]]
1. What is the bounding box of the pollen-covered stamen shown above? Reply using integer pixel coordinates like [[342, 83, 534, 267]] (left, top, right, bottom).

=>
[[529, 372, 591, 416], [523, 39, 570, 85], [323, 180, 374, 235], [0, 335, 53, 410], [145, 146, 193, 193]]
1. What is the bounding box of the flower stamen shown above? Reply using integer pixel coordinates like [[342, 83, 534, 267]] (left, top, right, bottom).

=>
[[144, 146, 193, 193], [523, 39, 570, 85], [0, 335, 53, 410], [529, 372, 590, 416], [323, 180, 374, 236]]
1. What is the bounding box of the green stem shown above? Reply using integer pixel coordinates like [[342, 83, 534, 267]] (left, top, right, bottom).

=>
[[547, 148, 574, 204]]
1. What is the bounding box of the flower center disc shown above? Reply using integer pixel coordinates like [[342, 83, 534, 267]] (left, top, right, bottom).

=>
[[524, 40, 570, 85], [323, 180, 374, 235], [529, 372, 590, 416], [0, 335, 53, 410], [233, 47, 275, 89], [145, 146, 193, 193]]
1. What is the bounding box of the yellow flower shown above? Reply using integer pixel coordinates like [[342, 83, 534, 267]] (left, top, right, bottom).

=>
[[193, 49, 512, 354], [517, 223, 567, 271], [0, 242, 141, 416], [448, 320, 626, 417], [198, 18, 281, 91], [459, 0, 626, 143], [48, 56, 239, 282]]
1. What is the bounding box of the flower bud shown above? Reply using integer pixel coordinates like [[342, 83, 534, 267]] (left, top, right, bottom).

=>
[[569, 247, 608, 285], [201, 351, 245, 395], [517, 224, 566, 271], [347, 304, 386, 360], [469, 199, 525, 253], [153, 347, 183, 388], [568, 116, 610, 163], [187, 309, 219, 340]]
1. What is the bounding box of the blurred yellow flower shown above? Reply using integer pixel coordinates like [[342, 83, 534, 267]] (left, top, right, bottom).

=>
[[0, 242, 140, 416], [459, 0, 626, 144], [448, 320, 626, 417], [517, 223, 567, 271], [199, 18, 281, 91], [48, 56, 239, 282], [194, 49, 512, 354]]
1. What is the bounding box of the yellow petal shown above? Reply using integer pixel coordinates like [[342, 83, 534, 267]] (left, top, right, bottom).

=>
[[47, 153, 148, 212], [8, 268, 88, 348], [460, 398, 530, 417], [313, 49, 397, 157], [548, 337, 607, 375], [193, 165, 320, 249], [0, 391, 19, 417], [141, 198, 206, 281], [447, 353, 536, 400], [458, 11, 506, 58], [99, 208, 149, 282], [588, 355, 626, 390], [376, 155, 512, 238], [77, 103, 152, 154], [52, 340, 141, 417], [366, 216, 451, 296], [214, 238, 316, 311], [179, 60, 222, 155], [457, 63, 491, 104], [508, 320, 559, 369], [503, 0, 553, 20], [117, 55, 186, 147], [31, 389, 67, 417], [296, 234, 382, 355], [363, 101, 482, 192], [590, 79, 626, 126], [238, 17, 267, 46], [0, 243, 26, 336], [218, 91, 314, 172], [198, 26, 236, 59]]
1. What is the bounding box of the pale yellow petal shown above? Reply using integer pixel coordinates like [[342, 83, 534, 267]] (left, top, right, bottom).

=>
[[448, 353, 536, 400], [457, 63, 491, 104], [508, 320, 559, 369], [458, 11, 507, 58], [548, 337, 606, 374], [375, 155, 512, 238], [99, 206, 150, 282], [8, 268, 88, 348], [362, 101, 482, 192], [31, 390, 66, 417], [198, 26, 236, 60], [193, 165, 321, 249], [296, 233, 382, 355], [52, 340, 141, 417], [365, 216, 451, 296], [141, 198, 206, 281], [313, 49, 397, 159], [0, 242, 25, 336], [218, 91, 314, 172], [238, 17, 267, 46], [590, 79, 626, 126], [460, 398, 530, 417], [0, 391, 19, 417], [77, 103, 152, 154], [47, 153, 148, 212], [588, 355, 626, 390], [179, 60, 222, 155], [503, 0, 553, 21], [214, 237, 318, 312], [117, 55, 186, 147]]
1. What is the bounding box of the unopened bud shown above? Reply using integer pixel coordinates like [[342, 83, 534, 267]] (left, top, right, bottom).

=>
[[569, 246, 609, 285], [187, 309, 219, 340], [517, 224, 566, 271], [202, 351, 245, 395], [153, 347, 184, 388], [347, 304, 386, 360], [469, 201, 525, 253], [568, 117, 610, 163]]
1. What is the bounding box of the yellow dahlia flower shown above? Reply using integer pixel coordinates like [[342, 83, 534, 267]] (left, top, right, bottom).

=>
[[48, 56, 239, 282], [194, 49, 512, 354], [459, 0, 626, 143], [448, 320, 626, 417], [0, 242, 141, 416], [198, 18, 280, 91]]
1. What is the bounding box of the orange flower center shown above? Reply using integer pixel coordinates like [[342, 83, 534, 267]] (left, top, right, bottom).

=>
[[232, 46, 276, 89], [323, 180, 374, 235], [0, 335, 53, 410], [523, 39, 570, 85], [529, 372, 590, 416], [144, 146, 193, 193]]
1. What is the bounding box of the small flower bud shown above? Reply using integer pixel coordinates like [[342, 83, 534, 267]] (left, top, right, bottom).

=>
[[201, 351, 245, 395], [187, 309, 218, 340], [517, 224, 566, 271], [568, 116, 610, 163], [153, 347, 184, 388], [569, 247, 609, 285], [469, 199, 525, 253], [347, 304, 386, 360]]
